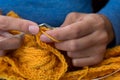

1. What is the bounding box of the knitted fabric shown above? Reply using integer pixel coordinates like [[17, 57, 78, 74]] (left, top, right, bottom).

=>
[[0, 11, 120, 80]]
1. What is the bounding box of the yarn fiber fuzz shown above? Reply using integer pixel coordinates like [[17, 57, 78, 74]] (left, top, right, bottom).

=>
[[0, 11, 120, 80]]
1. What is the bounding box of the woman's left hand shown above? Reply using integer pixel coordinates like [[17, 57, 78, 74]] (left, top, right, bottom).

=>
[[40, 12, 114, 67]]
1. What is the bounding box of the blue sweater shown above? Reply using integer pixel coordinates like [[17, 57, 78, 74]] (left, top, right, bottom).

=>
[[0, 0, 120, 46]]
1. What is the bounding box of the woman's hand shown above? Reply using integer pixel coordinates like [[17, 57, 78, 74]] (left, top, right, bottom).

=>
[[40, 12, 114, 67], [0, 15, 39, 56]]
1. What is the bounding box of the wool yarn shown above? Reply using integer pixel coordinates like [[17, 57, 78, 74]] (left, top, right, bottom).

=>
[[0, 11, 120, 80]]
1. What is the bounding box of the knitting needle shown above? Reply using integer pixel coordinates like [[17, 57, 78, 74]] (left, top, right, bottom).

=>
[[93, 68, 120, 80], [0, 23, 54, 44], [39, 23, 61, 42], [39, 23, 55, 29]]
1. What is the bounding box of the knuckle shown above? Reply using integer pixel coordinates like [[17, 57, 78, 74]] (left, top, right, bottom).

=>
[[97, 32, 108, 44], [69, 41, 78, 51], [17, 19, 29, 32], [67, 52, 74, 58], [92, 56, 103, 65], [0, 50, 5, 56], [101, 32, 108, 43], [85, 14, 95, 19], [97, 20, 105, 29], [0, 16, 8, 30], [0, 43, 5, 50], [73, 27, 81, 38], [72, 59, 83, 67], [88, 14, 99, 19], [10, 38, 22, 48], [72, 59, 79, 67], [86, 14, 105, 26], [0, 41, 8, 50], [67, 12, 79, 19], [0, 38, 21, 50], [68, 12, 78, 17], [93, 14, 105, 27], [0, 16, 5, 24], [99, 17, 105, 25]]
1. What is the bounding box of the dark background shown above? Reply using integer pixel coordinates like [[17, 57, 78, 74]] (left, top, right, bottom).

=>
[[92, 0, 109, 12]]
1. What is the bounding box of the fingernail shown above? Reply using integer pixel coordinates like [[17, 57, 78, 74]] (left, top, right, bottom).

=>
[[29, 25, 39, 34], [40, 34, 51, 42]]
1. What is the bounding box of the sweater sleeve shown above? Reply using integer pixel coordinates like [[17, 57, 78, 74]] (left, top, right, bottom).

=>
[[98, 0, 120, 46]]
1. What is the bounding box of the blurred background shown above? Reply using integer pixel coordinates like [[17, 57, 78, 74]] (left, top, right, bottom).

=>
[[92, 0, 108, 12]]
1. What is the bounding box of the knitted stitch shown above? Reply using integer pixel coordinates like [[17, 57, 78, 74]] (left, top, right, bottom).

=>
[[0, 11, 120, 80]]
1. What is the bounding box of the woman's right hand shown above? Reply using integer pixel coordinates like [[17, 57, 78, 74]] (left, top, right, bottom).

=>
[[0, 15, 39, 56]]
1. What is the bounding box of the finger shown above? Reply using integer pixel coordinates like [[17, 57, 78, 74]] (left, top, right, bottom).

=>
[[0, 31, 14, 38], [0, 50, 6, 56], [60, 14, 73, 27], [60, 12, 86, 27], [40, 21, 94, 42], [0, 36, 23, 50], [54, 31, 98, 51], [67, 51, 90, 59], [0, 15, 39, 34], [55, 29, 107, 51], [72, 54, 104, 67], [67, 48, 92, 58], [67, 45, 106, 58]]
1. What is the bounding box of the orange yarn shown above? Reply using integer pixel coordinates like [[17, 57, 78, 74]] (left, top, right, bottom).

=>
[[0, 11, 120, 80]]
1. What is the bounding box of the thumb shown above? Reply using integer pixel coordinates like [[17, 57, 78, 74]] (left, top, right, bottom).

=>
[[60, 12, 86, 27], [0, 15, 39, 34], [60, 13, 73, 27]]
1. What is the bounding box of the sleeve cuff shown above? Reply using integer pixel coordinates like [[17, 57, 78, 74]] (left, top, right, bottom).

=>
[[98, 0, 120, 46]]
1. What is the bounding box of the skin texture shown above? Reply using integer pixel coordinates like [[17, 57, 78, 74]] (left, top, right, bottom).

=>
[[0, 15, 39, 56], [40, 12, 114, 67], [0, 12, 114, 67]]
